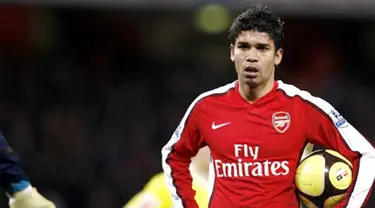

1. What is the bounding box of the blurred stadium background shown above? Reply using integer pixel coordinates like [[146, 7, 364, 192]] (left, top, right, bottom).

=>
[[0, 0, 375, 207]]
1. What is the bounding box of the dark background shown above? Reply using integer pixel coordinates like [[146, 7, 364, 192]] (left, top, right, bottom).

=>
[[0, 1, 374, 207]]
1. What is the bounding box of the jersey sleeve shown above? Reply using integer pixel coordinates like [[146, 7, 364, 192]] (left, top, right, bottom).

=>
[[124, 173, 172, 208], [161, 97, 206, 208], [0, 131, 30, 195], [304, 96, 375, 208]]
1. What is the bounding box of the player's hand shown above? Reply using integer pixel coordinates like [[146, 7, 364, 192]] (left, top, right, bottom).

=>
[[9, 187, 56, 208], [301, 142, 315, 161]]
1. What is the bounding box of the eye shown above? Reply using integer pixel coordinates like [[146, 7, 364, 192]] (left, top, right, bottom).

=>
[[256, 44, 272, 51], [257, 45, 268, 51], [237, 44, 249, 50]]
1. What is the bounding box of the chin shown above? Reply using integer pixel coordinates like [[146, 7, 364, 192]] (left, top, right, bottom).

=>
[[243, 78, 260, 88]]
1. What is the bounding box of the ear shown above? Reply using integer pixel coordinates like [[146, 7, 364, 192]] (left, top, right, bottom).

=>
[[274, 48, 283, 66], [230, 44, 235, 62]]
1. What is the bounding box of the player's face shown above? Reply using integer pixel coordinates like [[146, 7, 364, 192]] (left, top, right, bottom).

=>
[[230, 30, 283, 88]]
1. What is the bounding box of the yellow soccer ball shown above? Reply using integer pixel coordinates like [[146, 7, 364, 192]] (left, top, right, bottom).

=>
[[295, 149, 353, 208]]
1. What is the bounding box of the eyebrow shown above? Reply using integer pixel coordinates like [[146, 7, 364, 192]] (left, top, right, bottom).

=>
[[237, 41, 271, 47]]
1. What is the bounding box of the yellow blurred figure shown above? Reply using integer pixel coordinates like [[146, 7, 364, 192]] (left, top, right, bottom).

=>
[[124, 147, 210, 208], [9, 187, 56, 208]]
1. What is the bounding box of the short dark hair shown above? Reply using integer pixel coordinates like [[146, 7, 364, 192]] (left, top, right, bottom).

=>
[[228, 4, 284, 50]]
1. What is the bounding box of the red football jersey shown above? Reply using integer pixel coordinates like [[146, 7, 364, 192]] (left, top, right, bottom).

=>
[[162, 80, 375, 208]]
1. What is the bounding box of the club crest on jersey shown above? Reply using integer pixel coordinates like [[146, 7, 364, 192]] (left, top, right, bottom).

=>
[[272, 111, 291, 133]]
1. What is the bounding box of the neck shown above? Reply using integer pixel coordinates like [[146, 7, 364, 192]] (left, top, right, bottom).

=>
[[239, 78, 275, 103]]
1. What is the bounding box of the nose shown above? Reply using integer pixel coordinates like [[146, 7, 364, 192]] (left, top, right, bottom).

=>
[[246, 48, 258, 63]]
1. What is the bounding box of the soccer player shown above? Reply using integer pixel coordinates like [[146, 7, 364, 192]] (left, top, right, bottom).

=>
[[161, 4, 375, 208], [124, 147, 210, 208], [0, 131, 56, 208]]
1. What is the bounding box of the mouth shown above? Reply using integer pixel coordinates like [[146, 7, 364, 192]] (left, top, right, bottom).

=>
[[244, 66, 259, 72], [244, 66, 259, 78]]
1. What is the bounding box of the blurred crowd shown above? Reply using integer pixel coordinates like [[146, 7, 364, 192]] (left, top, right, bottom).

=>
[[0, 5, 374, 208]]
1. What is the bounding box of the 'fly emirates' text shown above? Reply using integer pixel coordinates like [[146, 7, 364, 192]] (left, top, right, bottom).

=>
[[214, 144, 290, 177]]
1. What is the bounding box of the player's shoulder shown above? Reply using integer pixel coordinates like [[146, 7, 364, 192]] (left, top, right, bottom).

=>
[[276, 80, 336, 113], [276, 80, 314, 99], [192, 81, 236, 104], [184, 81, 236, 112]]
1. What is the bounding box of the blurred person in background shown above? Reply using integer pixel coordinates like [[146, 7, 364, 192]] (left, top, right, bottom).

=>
[[0, 131, 55, 208], [124, 146, 210, 208], [161, 4, 375, 208]]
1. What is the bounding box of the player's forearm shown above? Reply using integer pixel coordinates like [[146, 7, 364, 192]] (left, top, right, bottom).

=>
[[0, 148, 30, 194], [0, 132, 56, 208], [342, 151, 375, 208], [162, 146, 199, 208], [0, 132, 30, 194], [333, 129, 375, 208]]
